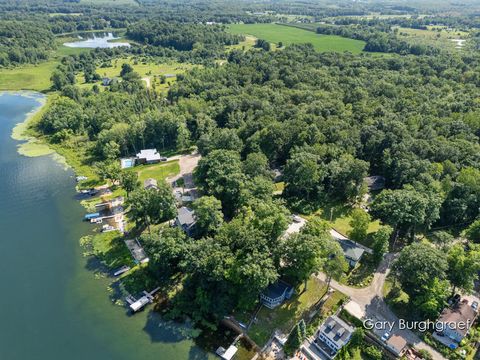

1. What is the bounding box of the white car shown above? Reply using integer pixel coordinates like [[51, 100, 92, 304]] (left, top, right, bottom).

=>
[[292, 214, 302, 223], [381, 332, 390, 342]]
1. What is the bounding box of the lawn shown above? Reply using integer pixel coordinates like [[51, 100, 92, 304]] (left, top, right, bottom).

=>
[[305, 203, 381, 247], [248, 277, 346, 346], [227, 23, 366, 53], [81, 231, 135, 269], [129, 160, 180, 184]]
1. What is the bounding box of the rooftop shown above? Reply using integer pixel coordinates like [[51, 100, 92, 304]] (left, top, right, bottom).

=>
[[136, 149, 161, 161], [364, 175, 386, 191], [437, 299, 477, 336], [262, 281, 293, 301], [144, 178, 158, 189], [338, 239, 365, 262], [387, 334, 407, 353], [177, 206, 195, 226], [319, 315, 354, 348]]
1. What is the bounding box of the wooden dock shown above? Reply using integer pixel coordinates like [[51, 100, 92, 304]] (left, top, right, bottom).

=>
[[126, 287, 160, 313]]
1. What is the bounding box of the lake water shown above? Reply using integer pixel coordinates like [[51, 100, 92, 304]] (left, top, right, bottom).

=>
[[63, 32, 131, 48], [0, 92, 211, 360]]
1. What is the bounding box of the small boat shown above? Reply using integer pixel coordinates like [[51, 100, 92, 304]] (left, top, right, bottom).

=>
[[91, 218, 103, 224], [84, 212, 100, 220], [113, 265, 131, 276], [102, 224, 115, 232]]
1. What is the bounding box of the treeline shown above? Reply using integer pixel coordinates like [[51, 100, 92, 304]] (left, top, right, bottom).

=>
[[331, 15, 480, 31], [0, 21, 56, 66], [315, 24, 438, 55], [126, 21, 242, 51]]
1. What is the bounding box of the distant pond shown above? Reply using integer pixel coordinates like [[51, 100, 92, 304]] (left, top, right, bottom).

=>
[[63, 32, 131, 48]]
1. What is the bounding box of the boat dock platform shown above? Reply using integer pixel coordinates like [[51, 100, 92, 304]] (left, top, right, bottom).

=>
[[126, 287, 161, 313]]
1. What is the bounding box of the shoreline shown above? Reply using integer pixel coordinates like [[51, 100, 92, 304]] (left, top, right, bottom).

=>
[[7, 91, 70, 167]]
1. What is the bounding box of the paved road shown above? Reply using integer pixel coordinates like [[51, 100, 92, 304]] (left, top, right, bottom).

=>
[[317, 254, 446, 360]]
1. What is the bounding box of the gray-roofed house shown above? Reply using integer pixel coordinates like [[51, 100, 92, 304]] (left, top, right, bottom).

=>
[[102, 77, 112, 86], [364, 176, 386, 191], [260, 281, 294, 309], [435, 299, 477, 348], [314, 315, 355, 359], [136, 149, 161, 165], [175, 206, 196, 235], [144, 178, 158, 190], [338, 239, 365, 267]]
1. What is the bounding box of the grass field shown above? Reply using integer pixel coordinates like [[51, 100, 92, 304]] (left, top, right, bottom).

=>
[[227, 23, 366, 53], [75, 57, 196, 91], [0, 40, 89, 91], [130, 161, 180, 185], [396, 26, 469, 51]]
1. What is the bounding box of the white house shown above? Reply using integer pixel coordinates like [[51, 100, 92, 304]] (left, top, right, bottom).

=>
[[314, 315, 354, 359], [136, 149, 161, 164]]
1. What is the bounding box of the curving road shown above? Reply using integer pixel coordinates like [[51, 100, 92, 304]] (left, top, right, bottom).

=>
[[317, 254, 446, 360]]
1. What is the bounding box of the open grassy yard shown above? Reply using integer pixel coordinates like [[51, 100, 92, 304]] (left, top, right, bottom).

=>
[[227, 23, 366, 53], [247, 277, 346, 346], [131, 161, 180, 184], [305, 203, 381, 247]]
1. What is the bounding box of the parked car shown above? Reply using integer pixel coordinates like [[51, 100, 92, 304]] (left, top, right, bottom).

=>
[[292, 214, 302, 223], [381, 332, 390, 342], [472, 301, 478, 311]]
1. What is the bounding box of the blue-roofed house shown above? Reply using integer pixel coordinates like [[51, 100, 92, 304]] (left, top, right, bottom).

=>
[[260, 281, 294, 309]]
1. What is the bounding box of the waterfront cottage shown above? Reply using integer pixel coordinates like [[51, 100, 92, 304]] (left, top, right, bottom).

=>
[[260, 281, 294, 309]]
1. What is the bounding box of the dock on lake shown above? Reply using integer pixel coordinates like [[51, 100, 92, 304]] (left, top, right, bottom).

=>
[[125, 287, 160, 312]]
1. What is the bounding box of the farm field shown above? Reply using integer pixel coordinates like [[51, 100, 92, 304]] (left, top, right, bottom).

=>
[[75, 57, 196, 91], [227, 23, 366, 53], [0, 41, 88, 91], [396, 26, 470, 51]]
